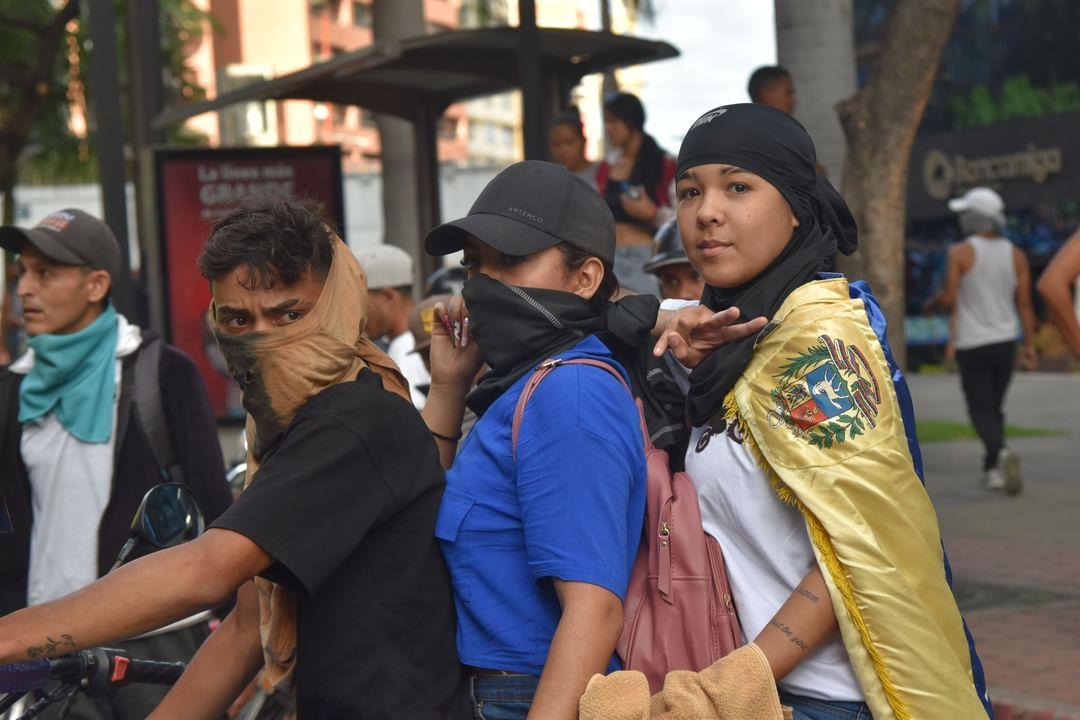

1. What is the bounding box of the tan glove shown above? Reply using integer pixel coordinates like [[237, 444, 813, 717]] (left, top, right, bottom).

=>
[[579, 644, 790, 720]]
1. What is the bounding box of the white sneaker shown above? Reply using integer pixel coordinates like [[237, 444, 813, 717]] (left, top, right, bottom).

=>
[[984, 467, 1006, 491], [997, 447, 1022, 496]]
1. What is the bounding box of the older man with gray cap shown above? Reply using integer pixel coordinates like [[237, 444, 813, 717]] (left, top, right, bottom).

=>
[[0, 209, 232, 719], [927, 187, 1037, 495], [353, 243, 431, 408]]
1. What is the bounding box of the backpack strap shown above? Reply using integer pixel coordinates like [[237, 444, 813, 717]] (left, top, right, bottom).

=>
[[511, 357, 649, 458], [133, 335, 184, 484]]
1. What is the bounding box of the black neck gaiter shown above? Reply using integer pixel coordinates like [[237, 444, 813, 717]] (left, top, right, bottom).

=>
[[463, 274, 605, 415]]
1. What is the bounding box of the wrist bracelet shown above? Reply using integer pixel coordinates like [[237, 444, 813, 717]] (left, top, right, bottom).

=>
[[430, 428, 463, 443]]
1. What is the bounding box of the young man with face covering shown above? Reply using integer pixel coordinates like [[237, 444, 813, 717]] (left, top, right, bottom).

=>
[[0, 199, 470, 720], [646, 104, 992, 720]]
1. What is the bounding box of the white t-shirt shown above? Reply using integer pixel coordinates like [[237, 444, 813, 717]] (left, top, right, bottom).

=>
[[661, 299, 863, 702], [12, 315, 141, 606], [387, 330, 431, 410], [684, 423, 864, 701]]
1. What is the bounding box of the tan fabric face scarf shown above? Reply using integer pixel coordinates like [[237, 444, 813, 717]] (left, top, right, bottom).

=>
[[212, 235, 410, 689]]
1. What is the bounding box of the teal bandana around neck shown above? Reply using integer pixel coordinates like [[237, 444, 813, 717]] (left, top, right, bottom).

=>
[[19, 302, 120, 443]]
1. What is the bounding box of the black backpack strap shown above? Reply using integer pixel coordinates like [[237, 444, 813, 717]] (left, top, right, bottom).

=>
[[133, 334, 184, 484]]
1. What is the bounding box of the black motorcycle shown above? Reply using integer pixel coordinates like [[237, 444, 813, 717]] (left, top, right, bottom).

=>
[[0, 484, 202, 720]]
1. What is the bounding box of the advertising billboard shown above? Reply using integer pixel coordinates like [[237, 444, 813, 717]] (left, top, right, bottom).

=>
[[154, 146, 344, 419]]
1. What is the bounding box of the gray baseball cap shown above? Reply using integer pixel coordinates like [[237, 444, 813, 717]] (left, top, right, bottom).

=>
[[425, 160, 616, 264], [0, 208, 122, 279]]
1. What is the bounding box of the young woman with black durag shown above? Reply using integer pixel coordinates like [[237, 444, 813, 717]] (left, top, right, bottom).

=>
[[652, 103, 993, 720]]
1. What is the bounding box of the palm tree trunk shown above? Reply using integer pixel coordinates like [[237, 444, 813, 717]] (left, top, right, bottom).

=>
[[774, 0, 856, 185]]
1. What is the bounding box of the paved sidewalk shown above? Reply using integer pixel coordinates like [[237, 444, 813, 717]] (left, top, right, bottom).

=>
[[908, 371, 1080, 719]]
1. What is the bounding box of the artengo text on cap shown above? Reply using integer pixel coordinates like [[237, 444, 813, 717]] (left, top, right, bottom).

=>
[[507, 207, 544, 224]]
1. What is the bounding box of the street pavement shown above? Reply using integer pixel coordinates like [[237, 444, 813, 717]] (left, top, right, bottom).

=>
[[909, 371, 1080, 719]]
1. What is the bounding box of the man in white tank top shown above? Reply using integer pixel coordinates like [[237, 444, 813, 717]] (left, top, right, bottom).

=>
[[927, 187, 1037, 495]]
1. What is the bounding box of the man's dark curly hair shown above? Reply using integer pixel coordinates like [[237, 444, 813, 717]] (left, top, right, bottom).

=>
[[198, 196, 336, 288]]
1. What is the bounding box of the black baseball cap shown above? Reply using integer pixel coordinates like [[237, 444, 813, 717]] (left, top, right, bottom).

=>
[[0, 208, 121, 279], [643, 219, 691, 274], [425, 160, 615, 264]]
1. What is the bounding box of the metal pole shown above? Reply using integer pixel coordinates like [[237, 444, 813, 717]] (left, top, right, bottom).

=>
[[85, 0, 134, 317], [517, 0, 547, 160], [599, 0, 617, 97], [126, 0, 164, 329], [413, 106, 441, 285]]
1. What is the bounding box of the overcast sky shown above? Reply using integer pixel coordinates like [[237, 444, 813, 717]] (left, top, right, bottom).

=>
[[632, 0, 778, 152]]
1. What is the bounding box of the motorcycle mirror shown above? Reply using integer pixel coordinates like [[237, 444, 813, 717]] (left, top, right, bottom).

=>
[[111, 484, 204, 570]]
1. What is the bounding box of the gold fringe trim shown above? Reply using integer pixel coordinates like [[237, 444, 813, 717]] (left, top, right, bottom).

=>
[[722, 391, 911, 720]]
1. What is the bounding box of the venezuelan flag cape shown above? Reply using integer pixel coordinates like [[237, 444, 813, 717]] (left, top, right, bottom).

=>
[[725, 276, 992, 720]]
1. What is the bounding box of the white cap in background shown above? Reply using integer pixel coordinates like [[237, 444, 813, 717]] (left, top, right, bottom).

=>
[[948, 187, 1006, 227], [353, 244, 414, 290]]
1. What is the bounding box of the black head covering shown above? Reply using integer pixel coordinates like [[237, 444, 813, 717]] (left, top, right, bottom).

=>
[[677, 103, 858, 427]]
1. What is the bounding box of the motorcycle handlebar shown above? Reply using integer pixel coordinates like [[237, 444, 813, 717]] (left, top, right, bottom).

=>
[[0, 649, 185, 695], [122, 658, 185, 685]]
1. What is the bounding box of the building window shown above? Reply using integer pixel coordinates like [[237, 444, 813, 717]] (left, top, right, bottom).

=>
[[352, 1, 372, 28], [360, 108, 377, 127]]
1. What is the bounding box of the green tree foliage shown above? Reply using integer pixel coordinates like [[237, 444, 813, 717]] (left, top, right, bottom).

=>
[[0, 0, 213, 216], [949, 75, 1080, 129]]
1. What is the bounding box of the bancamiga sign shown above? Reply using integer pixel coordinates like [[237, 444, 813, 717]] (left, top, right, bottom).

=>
[[907, 111, 1078, 220]]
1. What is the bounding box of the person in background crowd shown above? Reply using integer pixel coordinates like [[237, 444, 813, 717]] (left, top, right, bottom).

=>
[[354, 243, 431, 409], [643, 219, 705, 302], [549, 108, 599, 187], [422, 161, 648, 720], [0, 199, 470, 720], [407, 293, 450, 394], [927, 186, 1036, 495], [648, 102, 991, 720], [748, 65, 796, 114], [1036, 226, 1080, 356], [0, 209, 232, 720], [597, 92, 677, 296]]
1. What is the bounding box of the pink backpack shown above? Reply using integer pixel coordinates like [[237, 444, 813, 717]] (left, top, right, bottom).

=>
[[512, 357, 742, 693]]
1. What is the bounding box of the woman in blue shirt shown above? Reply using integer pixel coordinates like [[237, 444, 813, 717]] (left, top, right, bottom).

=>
[[421, 161, 647, 720]]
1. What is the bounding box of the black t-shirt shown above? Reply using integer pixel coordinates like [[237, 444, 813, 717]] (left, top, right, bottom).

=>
[[212, 370, 469, 720]]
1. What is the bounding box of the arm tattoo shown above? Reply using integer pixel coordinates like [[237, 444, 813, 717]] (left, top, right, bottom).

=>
[[796, 588, 820, 603], [26, 634, 76, 659], [768, 619, 809, 652]]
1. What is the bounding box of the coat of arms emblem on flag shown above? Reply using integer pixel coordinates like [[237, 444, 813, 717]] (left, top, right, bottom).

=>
[[767, 334, 883, 448]]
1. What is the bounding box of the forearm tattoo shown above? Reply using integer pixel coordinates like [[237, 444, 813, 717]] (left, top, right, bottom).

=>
[[796, 588, 820, 603], [26, 634, 76, 659], [768, 619, 809, 652]]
